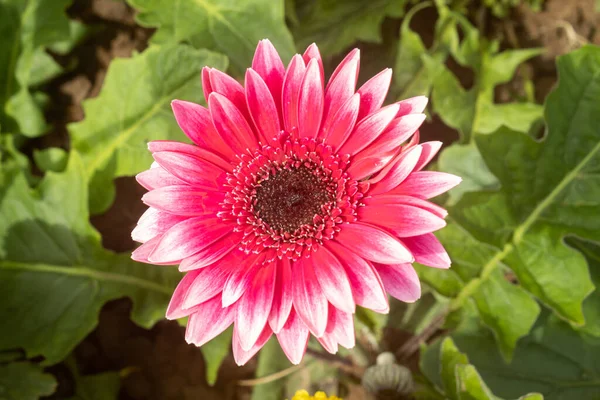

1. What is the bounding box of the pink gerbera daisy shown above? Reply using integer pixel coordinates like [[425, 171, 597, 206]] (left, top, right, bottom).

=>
[[132, 40, 461, 365]]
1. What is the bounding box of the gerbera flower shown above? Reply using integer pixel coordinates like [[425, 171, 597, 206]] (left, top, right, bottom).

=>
[[132, 39, 461, 365]]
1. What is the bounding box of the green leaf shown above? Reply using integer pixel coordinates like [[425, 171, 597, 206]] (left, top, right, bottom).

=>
[[438, 143, 498, 205], [68, 372, 120, 400], [423, 311, 597, 400], [33, 147, 68, 172], [126, 0, 294, 72], [201, 327, 232, 386], [424, 337, 543, 400], [440, 338, 469, 398], [0, 0, 73, 137], [0, 153, 180, 365], [471, 270, 540, 361], [0, 361, 57, 399], [394, 0, 458, 99], [251, 337, 291, 400], [439, 45, 600, 358], [291, 0, 407, 57], [571, 239, 600, 336], [69, 44, 227, 214]]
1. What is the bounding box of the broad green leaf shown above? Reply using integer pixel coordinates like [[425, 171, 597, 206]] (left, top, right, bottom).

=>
[[126, 0, 294, 72], [201, 327, 232, 386], [394, 0, 458, 99], [291, 0, 407, 57], [415, 263, 463, 298], [33, 147, 68, 173], [423, 312, 597, 400], [387, 292, 449, 334], [571, 239, 600, 336], [0, 153, 180, 365], [439, 46, 600, 358], [423, 337, 543, 400], [471, 270, 540, 361], [69, 44, 227, 214], [0, 0, 73, 137], [0, 361, 57, 399], [438, 143, 498, 205], [251, 337, 290, 400], [440, 338, 469, 398]]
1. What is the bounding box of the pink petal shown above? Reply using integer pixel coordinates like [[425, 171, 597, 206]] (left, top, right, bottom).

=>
[[178, 232, 243, 271], [132, 207, 186, 243], [131, 235, 173, 265], [268, 258, 293, 333], [359, 203, 446, 237], [207, 68, 252, 123], [183, 259, 236, 308], [166, 270, 202, 319], [245, 68, 281, 146], [148, 217, 233, 263], [414, 141, 442, 171], [236, 261, 277, 351], [364, 194, 448, 219], [356, 68, 392, 121], [374, 263, 421, 303], [201, 67, 213, 101], [357, 114, 426, 160], [317, 333, 338, 354], [185, 295, 236, 347], [221, 253, 263, 307], [148, 140, 233, 172], [340, 104, 400, 155], [170, 100, 234, 160], [297, 58, 324, 139], [367, 145, 423, 194], [142, 186, 222, 216], [302, 43, 324, 84], [322, 51, 359, 130], [334, 223, 413, 264], [390, 171, 462, 199], [276, 308, 309, 365], [326, 241, 389, 313], [292, 257, 328, 337], [209, 93, 258, 153], [232, 324, 273, 366], [396, 96, 429, 116], [136, 165, 185, 191], [253, 39, 285, 116], [402, 233, 451, 269], [346, 151, 395, 181], [311, 247, 355, 314], [152, 151, 225, 189], [327, 306, 355, 349], [321, 93, 360, 149], [282, 55, 306, 133]]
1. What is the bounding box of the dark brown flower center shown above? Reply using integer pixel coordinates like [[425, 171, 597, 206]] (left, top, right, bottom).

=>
[[254, 166, 335, 233]]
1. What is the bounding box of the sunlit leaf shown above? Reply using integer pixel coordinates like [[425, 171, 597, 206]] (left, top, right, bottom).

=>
[[0, 361, 57, 400], [0, 153, 180, 365], [69, 44, 227, 214]]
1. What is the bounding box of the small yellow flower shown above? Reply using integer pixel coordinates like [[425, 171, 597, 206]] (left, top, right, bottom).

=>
[[291, 389, 342, 400]]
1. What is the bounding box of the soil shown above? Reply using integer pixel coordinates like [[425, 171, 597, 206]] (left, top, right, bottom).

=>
[[36, 0, 600, 398]]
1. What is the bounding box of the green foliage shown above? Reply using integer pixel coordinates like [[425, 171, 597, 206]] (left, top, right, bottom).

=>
[[290, 0, 407, 57], [0, 153, 180, 365], [422, 309, 600, 400], [202, 327, 233, 386], [418, 337, 543, 400], [0, 361, 57, 400], [0, 0, 73, 137], [251, 337, 291, 400], [69, 44, 227, 214], [435, 46, 600, 361], [127, 0, 295, 72]]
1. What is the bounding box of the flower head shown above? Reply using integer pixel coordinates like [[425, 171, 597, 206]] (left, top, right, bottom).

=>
[[132, 39, 461, 365], [291, 390, 341, 400]]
